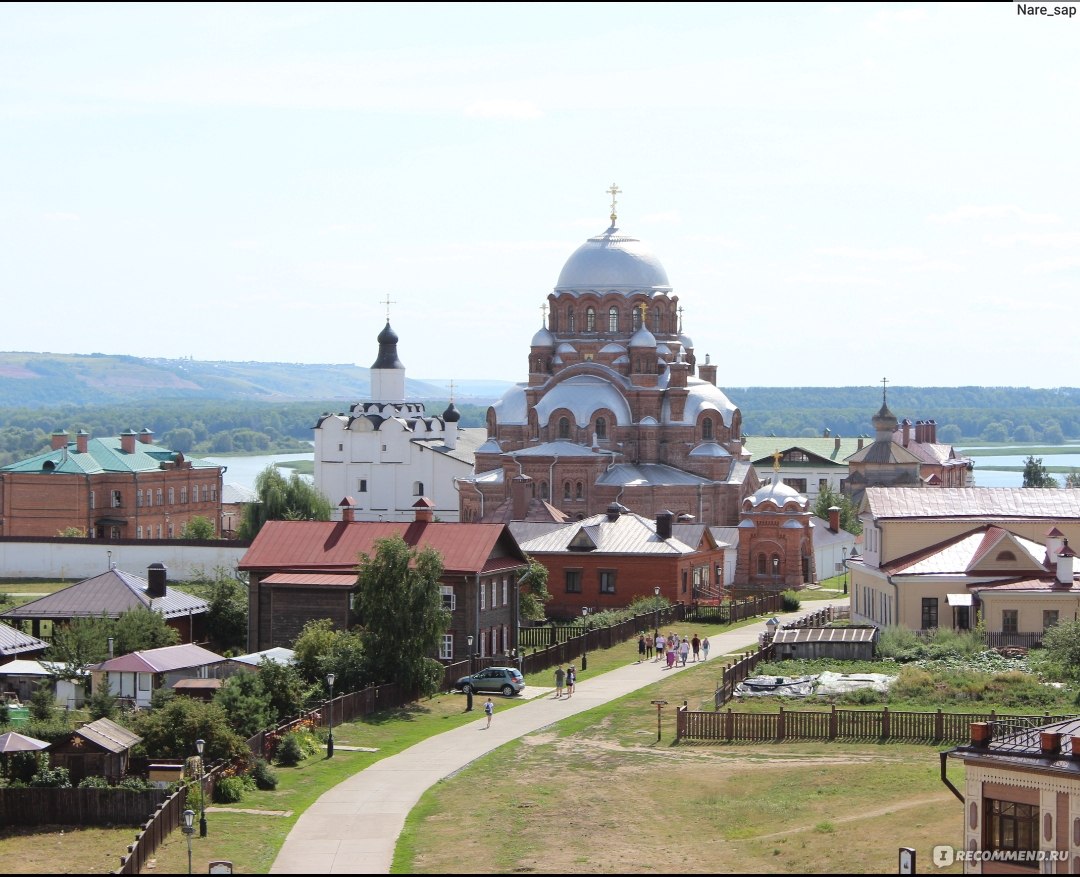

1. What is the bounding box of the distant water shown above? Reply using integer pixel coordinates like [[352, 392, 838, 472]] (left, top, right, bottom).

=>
[[199, 452, 314, 493]]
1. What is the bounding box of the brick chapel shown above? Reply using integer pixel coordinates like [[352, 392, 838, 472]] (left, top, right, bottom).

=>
[[457, 190, 813, 592]]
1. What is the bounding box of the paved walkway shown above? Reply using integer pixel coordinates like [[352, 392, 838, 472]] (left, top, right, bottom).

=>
[[270, 598, 848, 874]]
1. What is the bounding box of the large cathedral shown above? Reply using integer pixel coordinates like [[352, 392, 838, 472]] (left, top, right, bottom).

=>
[[458, 192, 814, 589]]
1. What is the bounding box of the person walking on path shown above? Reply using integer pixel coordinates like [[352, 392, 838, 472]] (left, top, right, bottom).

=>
[[553, 665, 565, 698], [665, 645, 676, 670], [483, 697, 494, 728], [637, 634, 647, 663], [645, 633, 654, 661], [691, 634, 701, 662], [654, 632, 666, 662], [702, 636, 710, 661], [565, 665, 576, 698], [678, 637, 690, 667]]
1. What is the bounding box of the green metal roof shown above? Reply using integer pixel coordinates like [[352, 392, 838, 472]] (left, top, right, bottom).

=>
[[0, 437, 220, 476], [743, 435, 868, 466]]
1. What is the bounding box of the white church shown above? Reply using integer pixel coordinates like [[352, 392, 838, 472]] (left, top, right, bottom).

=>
[[313, 322, 486, 522]]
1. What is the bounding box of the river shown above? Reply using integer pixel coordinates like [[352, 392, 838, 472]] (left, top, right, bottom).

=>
[[198, 451, 314, 492]]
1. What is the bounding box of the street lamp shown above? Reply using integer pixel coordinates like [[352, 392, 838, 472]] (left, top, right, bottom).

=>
[[325, 672, 335, 758], [847, 547, 859, 595], [841, 546, 848, 595], [194, 738, 207, 837], [653, 585, 661, 635], [581, 606, 589, 672], [182, 808, 195, 875]]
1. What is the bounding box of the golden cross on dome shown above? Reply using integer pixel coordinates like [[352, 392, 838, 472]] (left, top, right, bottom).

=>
[[772, 449, 783, 472], [639, 302, 649, 323], [607, 183, 621, 225], [380, 294, 397, 321], [881, 376, 889, 405], [540, 302, 548, 326]]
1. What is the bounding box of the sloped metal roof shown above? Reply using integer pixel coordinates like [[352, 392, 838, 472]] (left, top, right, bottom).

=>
[[0, 436, 221, 476], [774, 627, 877, 644], [97, 643, 226, 674], [1, 568, 207, 621], [0, 622, 48, 657], [866, 487, 1080, 519], [75, 717, 142, 754], [516, 511, 696, 555]]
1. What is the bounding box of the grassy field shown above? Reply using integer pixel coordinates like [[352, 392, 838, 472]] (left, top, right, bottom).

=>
[[0, 824, 142, 874], [0, 580, 72, 610]]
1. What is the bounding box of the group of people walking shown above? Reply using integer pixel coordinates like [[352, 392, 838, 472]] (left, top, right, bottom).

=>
[[552, 664, 576, 698], [637, 631, 709, 668]]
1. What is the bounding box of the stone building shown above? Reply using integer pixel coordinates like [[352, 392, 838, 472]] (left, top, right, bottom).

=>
[[459, 200, 762, 529]]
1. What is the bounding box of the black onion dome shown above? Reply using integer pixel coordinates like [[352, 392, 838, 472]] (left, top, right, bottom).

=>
[[442, 402, 461, 423], [371, 321, 405, 369]]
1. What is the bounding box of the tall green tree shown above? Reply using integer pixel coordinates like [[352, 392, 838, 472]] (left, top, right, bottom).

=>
[[518, 557, 552, 621], [45, 616, 113, 679], [353, 536, 449, 697], [213, 671, 275, 738], [238, 466, 333, 540], [812, 484, 862, 535], [132, 696, 248, 760], [180, 515, 217, 540], [184, 568, 248, 653], [113, 606, 180, 655], [1023, 455, 1059, 488], [291, 619, 367, 694]]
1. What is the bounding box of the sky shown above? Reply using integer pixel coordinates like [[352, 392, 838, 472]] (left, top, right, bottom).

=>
[[2, 3, 1078, 388]]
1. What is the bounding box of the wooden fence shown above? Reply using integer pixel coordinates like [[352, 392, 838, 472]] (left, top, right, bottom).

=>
[[677, 707, 1070, 744], [0, 786, 166, 828], [985, 632, 1043, 650]]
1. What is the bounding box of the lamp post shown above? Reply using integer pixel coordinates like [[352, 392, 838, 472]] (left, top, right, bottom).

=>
[[182, 808, 195, 875], [581, 606, 589, 672], [848, 547, 859, 595], [653, 585, 661, 634], [325, 672, 335, 758], [841, 546, 848, 595], [194, 738, 207, 837], [465, 636, 474, 712]]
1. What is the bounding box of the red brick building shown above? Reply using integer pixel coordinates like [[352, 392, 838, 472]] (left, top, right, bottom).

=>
[[239, 499, 529, 662], [511, 505, 728, 618], [457, 210, 762, 534], [0, 429, 223, 540]]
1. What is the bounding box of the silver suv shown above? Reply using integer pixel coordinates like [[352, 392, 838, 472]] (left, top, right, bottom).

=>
[[454, 667, 525, 697]]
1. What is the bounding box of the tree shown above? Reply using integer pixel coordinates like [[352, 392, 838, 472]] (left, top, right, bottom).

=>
[[1022, 455, 1059, 488], [113, 606, 180, 655], [982, 422, 1009, 442], [184, 568, 248, 653], [812, 484, 862, 535], [255, 658, 310, 723], [87, 684, 121, 720], [45, 615, 113, 678], [180, 515, 217, 540], [938, 424, 962, 444], [353, 535, 449, 697], [1042, 620, 1080, 679], [28, 681, 56, 722], [518, 557, 552, 621], [291, 618, 367, 694], [132, 696, 248, 760], [214, 671, 275, 738], [1066, 470, 1080, 489], [238, 465, 333, 540], [57, 526, 87, 538]]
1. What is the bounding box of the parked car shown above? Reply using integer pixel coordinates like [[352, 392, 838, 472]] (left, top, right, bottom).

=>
[[454, 667, 525, 697]]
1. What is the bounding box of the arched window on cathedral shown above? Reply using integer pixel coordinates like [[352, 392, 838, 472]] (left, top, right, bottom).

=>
[[539, 481, 549, 500], [757, 554, 766, 575], [653, 307, 661, 331], [575, 482, 583, 500], [608, 306, 619, 332], [413, 481, 424, 496], [702, 417, 714, 441], [567, 310, 575, 333], [586, 307, 596, 332], [595, 417, 607, 440], [563, 481, 572, 501], [632, 306, 641, 330], [558, 417, 571, 440]]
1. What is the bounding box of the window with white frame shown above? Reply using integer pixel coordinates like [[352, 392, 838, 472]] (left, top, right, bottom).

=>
[[440, 634, 453, 660], [210, 486, 216, 501], [491, 581, 497, 607], [136, 526, 143, 539], [89, 491, 95, 509], [168, 487, 175, 504], [156, 488, 163, 505], [111, 490, 122, 508], [358, 478, 368, 492], [137, 489, 143, 508], [480, 582, 486, 611], [180, 487, 187, 504], [440, 586, 455, 612], [502, 577, 508, 606]]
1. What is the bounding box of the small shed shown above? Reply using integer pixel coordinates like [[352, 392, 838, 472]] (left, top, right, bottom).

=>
[[772, 626, 878, 661], [48, 717, 142, 784]]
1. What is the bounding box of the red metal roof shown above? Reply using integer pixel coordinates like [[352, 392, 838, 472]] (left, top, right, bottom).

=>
[[239, 520, 527, 575], [261, 573, 357, 587]]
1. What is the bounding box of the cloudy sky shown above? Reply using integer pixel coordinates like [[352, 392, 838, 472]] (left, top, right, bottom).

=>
[[2, 3, 1077, 388]]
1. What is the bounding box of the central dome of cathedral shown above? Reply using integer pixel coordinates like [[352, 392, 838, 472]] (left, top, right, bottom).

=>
[[555, 226, 671, 292]]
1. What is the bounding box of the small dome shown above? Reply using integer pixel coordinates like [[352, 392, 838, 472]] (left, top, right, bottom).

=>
[[749, 479, 808, 511], [678, 333, 694, 350], [442, 402, 460, 423], [531, 325, 555, 347], [629, 324, 657, 349], [555, 226, 671, 292], [556, 342, 577, 354], [372, 321, 405, 370]]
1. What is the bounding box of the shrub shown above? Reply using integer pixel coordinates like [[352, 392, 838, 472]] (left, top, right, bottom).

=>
[[78, 774, 112, 789], [781, 590, 801, 612], [276, 732, 306, 767], [116, 775, 155, 791], [28, 682, 56, 722], [0, 700, 8, 724], [214, 775, 247, 804], [251, 758, 279, 790], [29, 755, 71, 788], [837, 687, 882, 705]]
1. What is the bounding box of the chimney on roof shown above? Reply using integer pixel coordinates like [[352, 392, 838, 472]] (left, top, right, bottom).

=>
[[147, 562, 167, 598], [1046, 527, 1066, 566], [339, 496, 355, 523], [656, 510, 674, 540], [902, 420, 911, 447], [857, 436, 865, 451], [929, 420, 937, 443], [76, 430, 89, 454], [511, 474, 532, 521], [120, 429, 136, 454], [834, 436, 841, 453], [698, 355, 717, 387], [606, 503, 622, 522], [413, 497, 434, 523], [51, 430, 69, 450], [1041, 731, 1063, 757], [1056, 538, 1076, 586], [969, 721, 991, 748], [828, 506, 840, 534], [139, 428, 154, 445]]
